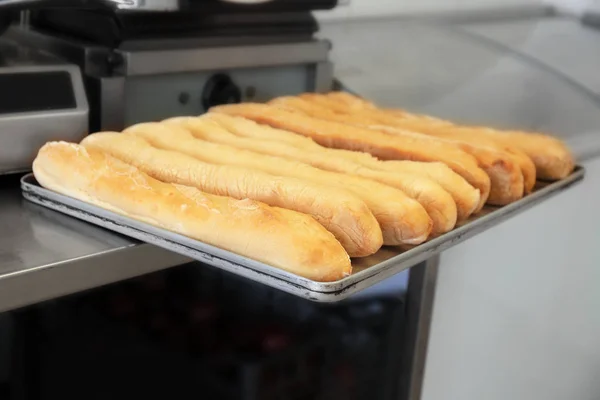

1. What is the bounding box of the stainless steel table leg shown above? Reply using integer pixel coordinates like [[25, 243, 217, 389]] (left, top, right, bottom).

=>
[[397, 256, 440, 400]]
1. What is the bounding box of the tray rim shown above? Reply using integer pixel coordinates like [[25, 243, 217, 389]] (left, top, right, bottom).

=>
[[20, 167, 585, 301]]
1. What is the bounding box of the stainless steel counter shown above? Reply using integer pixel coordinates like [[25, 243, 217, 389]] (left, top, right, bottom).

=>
[[0, 179, 189, 312]]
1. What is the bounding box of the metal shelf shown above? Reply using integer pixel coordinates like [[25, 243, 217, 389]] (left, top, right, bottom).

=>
[[0, 184, 189, 313]]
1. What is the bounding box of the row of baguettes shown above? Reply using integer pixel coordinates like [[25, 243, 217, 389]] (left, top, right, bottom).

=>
[[89, 123, 433, 246], [33, 111, 478, 280], [32, 93, 575, 282], [212, 93, 575, 206]]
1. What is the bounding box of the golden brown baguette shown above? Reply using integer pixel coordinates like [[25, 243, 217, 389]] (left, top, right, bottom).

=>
[[124, 122, 433, 246], [334, 153, 480, 221], [459, 127, 574, 180], [198, 114, 457, 235], [33, 142, 351, 281], [304, 94, 537, 195], [206, 112, 320, 149], [324, 91, 377, 111], [323, 92, 451, 127], [260, 98, 495, 207], [326, 92, 574, 180], [211, 103, 491, 212], [324, 101, 535, 195], [81, 132, 382, 257], [380, 107, 574, 180], [271, 96, 524, 206], [370, 125, 524, 205], [207, 113, 480, 221]]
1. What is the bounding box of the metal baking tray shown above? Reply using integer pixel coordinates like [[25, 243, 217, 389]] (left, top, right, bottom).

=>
[[21, 168, 584, 302]]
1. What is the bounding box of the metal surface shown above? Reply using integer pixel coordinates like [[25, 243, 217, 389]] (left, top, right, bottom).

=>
[[397, 257, 439, 400], [0, 42, 88, 174], [21, 168, 584, 302], [0, 180, 189, 313], [116, 40, 331, 76], [313, 60, 335, 93], [96, 76, 126, 131], [4, 27, 113, 77], [123, 64, 316, 125]]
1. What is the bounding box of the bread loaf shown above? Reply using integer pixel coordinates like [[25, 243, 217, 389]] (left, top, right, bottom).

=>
[[197, 114, 457, 235], [211, 103, 491, 212], [337, 154, 481, 220], [313, 96, 536, 195], [271, 96, 525, 206], [463, 127, 574, 180], [206, 113, 480, 220], [81, 132, 382, 257], [124, 122, 433, 246], [205, 113, 319, 149], [324, 92, 574, 181], [323, 91, 376, 112], [370, 124, 525, 205], [306, 93, 537, 193], [33, 142, 351, 281], [363, 115, 537, 194]]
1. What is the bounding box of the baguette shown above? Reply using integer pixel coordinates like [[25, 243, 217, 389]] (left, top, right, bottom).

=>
[[205, 113, 320, 149], [459, 126, 574, 180], [370, 124, 524, 205], [33, 142, 351, 281], [124, 122, 433, 246], [337, 155, 480, 220], [326, 92, 574, 180], [206, 113, 480, 221], [304, 94, 537, 195], [325, 92, 450, 128], [81, 132, 382, 257], [323, 91, 377, 112], [271, 96, 524, 205], [211, 103, 491, 212], [324, 92, 450, 127], [197, 114, 457, 234]]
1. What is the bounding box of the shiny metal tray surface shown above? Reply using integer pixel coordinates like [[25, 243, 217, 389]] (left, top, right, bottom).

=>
[[21, 168, 584, 302]]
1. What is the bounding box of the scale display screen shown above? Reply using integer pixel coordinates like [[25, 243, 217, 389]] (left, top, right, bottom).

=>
[[0, 71, 76, 114]]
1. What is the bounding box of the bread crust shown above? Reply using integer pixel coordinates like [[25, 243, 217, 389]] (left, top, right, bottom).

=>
[[271, 96, 523, 206], [323, 92, 574, 181], [201, 113, 457, 235], [211, 102, 491, 212], [124, 121, 433, 246], [206, 113, 479, 221], [81, 132, 383, 257]]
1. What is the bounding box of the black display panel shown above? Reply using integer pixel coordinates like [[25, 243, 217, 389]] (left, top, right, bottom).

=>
[[0, 71, 76, 114]]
